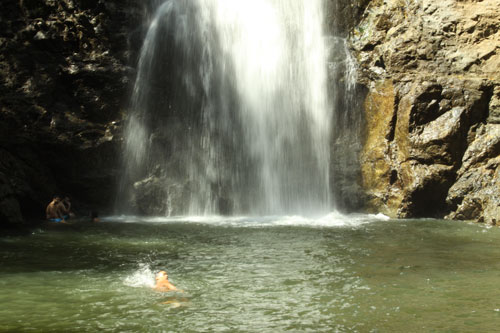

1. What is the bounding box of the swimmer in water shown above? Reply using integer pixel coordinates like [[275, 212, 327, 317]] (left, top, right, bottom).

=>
[[155, 270, 186, 307], [155, 271, 182, 292]]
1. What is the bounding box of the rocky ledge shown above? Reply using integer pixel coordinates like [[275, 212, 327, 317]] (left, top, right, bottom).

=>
[[352, 0, 500, 223]]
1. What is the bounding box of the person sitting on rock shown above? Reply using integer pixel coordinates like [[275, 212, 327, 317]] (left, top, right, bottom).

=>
[[46, 196, 67, 223], [155, 271, 182, 292]]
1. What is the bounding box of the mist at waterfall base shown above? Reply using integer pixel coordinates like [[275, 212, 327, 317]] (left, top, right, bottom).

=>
[[119, 0, 350, 216], [3, 217, 500, 331]]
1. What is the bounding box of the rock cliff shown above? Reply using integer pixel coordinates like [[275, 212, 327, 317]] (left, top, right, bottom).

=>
[[0, 0, 143, 225], [351, 0, 500, 222]]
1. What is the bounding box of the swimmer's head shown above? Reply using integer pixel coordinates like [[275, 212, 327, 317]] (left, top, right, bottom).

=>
[[156, 270, 168, 281]]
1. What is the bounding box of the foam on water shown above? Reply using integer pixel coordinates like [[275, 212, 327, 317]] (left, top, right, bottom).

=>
[[123, 264, 155, 288], [104, 212, 391, 228]]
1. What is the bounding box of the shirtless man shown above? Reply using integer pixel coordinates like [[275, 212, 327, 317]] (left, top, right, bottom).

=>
[[46, 196, 67, 223], [155, 271, 181, 292]]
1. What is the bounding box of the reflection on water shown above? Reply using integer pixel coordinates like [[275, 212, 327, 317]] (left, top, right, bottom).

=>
[[1, 215, 500, 332]]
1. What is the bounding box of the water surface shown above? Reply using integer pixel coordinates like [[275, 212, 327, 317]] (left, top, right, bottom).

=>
[[1, 215, 500, 332]]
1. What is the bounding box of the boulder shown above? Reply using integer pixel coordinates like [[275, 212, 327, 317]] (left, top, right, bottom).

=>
[[132, 176, 168, 216], [130, 174, 193, 216]]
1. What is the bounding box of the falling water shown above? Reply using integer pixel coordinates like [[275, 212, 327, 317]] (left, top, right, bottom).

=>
[[121, 0, 334, 215]]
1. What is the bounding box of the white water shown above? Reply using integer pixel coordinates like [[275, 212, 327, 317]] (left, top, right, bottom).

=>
[[104, 212, 391, 228], [123, 263, 156, 288], [122, 0, 334, 216], [211, 0, 331, 214]]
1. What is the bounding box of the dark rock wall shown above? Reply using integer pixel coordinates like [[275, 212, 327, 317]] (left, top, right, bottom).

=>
[[325, 0, 370, 212], [0, 0, 144, 225], [326, 0, 371, 35], [351, 0, 500, 222]]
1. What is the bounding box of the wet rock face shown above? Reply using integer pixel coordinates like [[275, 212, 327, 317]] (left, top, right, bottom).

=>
[[352, 0, 500, 222], [0, 0, 144, 225], [446, 124, 500, 223], [130, 174, 196, 217], [132, 176, 169, 216], [326, 0, 372, 35]]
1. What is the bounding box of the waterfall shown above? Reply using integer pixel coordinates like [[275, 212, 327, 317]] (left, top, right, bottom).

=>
[[121, 0, 336, 216]]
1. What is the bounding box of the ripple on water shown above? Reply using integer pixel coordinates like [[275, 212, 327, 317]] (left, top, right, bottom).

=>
[[1, 216, 500, 332]]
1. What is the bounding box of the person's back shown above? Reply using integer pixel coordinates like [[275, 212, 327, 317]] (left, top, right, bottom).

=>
[[46, 197, 63, 221]]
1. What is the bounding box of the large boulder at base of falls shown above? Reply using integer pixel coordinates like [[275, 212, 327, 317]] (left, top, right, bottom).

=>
[[132, 176, 169, 216], [352, 0, 500, 220], [130, 175, 194, 217]]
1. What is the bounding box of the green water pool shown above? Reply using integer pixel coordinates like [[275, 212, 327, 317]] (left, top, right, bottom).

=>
[[1, 215, 500, 332]]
